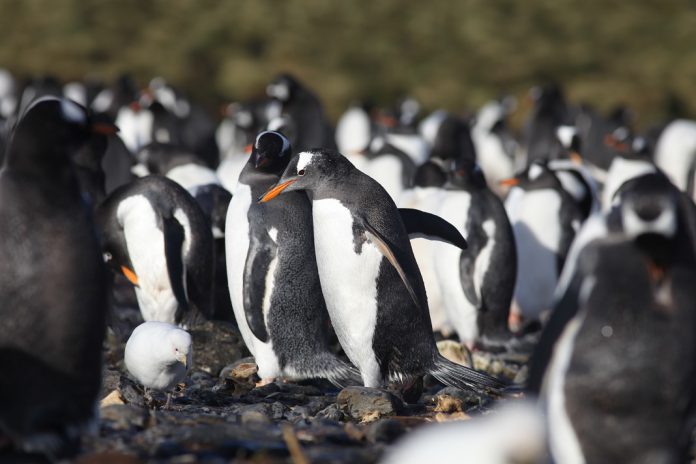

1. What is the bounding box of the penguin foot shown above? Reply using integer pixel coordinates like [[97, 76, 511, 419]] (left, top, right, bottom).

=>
[[255, 377, 276, 388]]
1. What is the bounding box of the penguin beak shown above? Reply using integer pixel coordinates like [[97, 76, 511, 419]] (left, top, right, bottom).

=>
[[244, 144, 253, 154], [258, 178, 298, 203], [121, 266, 139, 287], [499, 178, 519, 187], [92, 121, 119, 135], [569, 151, 583, 165]]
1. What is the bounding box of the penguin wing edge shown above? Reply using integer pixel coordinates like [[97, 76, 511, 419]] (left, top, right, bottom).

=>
[[242, 232, 275, 342], [363, 220, 423, 311], [162, 216, 189, 323], [399, 208, 468, 250]]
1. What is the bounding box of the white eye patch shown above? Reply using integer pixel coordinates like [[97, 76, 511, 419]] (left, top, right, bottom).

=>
[[529, 163, 544, 180], [297, 152, 314, 172]]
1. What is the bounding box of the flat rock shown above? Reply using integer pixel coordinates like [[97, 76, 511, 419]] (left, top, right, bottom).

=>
[[337, 387, 404, 422], [100, 404, 149, 431]]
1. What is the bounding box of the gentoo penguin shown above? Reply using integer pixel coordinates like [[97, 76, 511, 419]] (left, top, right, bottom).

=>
[[335, 103, 373, 160], [0, 98, 112, 457], [266, 73, 336, 151], [125, 321, 192, 409], [135, 142, 221, 192], [523, 84, 570, 165], [358, 135, 417, 203], [654, 118, 696, 201], [226, 131, 359, 385], [381, 400, 545, 464], [259, 149, 504, 391], [97, 175, 214, 326], [190, 183, 235, 322], [503, 161, 583, 323], [531, 174, 696, 463], [470, 98, 517, 193], [433, 158, 517, 349]]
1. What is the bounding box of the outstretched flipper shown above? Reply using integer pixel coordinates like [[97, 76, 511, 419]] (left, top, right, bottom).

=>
[[399, 208, 468, 250]]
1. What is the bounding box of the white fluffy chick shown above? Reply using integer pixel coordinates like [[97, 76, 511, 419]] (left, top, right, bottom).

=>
[[124, 321, 192, 408]]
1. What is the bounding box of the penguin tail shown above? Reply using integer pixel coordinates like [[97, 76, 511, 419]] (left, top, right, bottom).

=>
[[429, 355, 507, 393], [295, 353, 362, 388]]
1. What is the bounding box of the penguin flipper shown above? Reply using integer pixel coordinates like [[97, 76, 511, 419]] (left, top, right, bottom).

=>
[[399, 208, 468, 250], [242, 232, 275, 342], [162, 216, 189, 323], [363, 220, 423, 311], [460, 224, 487, 308]]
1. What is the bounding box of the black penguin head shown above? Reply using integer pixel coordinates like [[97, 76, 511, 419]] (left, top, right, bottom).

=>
[[266, 74, 299, 103], [258, 149, 348, 202], [448, 157, 487, 189], [6, 97, 118, 175], [252, 130, 292, 174], [429, 114, 477, 163], [500, 160, 561, 191], [414, 160, 448, 188]]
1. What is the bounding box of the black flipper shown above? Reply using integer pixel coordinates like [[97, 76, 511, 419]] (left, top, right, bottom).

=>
[[399, 208, 468, 250], [242, 229, 276, 342], [363, 220, 422, 310], [162, 215, 189, 323], [460, 222, 487, 308]]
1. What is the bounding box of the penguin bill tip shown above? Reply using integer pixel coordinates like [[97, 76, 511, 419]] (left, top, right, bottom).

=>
[[258, 178, 297, 203], [499, 177, 519, 187]]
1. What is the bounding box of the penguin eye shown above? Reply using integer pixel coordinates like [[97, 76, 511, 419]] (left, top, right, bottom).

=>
[[298, 169, 306, 176], [103, 252, 112, 263]]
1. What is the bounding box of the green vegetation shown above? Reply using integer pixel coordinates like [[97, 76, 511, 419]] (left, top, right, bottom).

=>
[[1, 0, 695, 126]]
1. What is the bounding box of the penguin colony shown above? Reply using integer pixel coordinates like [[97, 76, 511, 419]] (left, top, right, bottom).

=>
[[0, 70, 695, 463]]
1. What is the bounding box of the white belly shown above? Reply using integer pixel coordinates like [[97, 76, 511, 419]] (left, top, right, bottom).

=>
[[217, 152, 249, 193], [312, 198, 383, 386], [507, 190, 563, 319], [117, 195, 178, 323], [166, 163, 221, 192], [225, 182, 279, 377], [433, 191, 479, 344], [359, 155, 404, 203]]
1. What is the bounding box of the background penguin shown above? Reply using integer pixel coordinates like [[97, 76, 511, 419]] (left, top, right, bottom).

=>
[[0, 98, 112, 458], [226, 130, 359, 385], [529, 174, 696, 463], [135, 142, 221, 192], [503, 161, 583, 325], [266, 73, 336, 151], [97, 175, 214, 326], [358, 135, 417, 203], [522, 83, 570, 165], [190, 183, 234, 322], [433, 158, 517, 350], [260, 149, 504, 392], [654, 118, 696, 201]]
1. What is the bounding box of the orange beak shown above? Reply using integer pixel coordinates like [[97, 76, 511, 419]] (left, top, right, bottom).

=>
[[569, 151, 583, 165], [604, 134, 628, 152], [92, 122, 119, 136], [259, 179, 297, 203], [121, 266, 139, 286], [499, 177, 519, 187], [244, 144, 253, 154]]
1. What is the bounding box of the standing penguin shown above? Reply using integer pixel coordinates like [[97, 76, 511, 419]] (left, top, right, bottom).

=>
[[259, 149, 504, 391], [433, 158, 517, 349], [503, 161, 583, 324], [97, 175, 214, 326], [0, 98, 113, 458], [226, 131, 359, 385], [531, 174, 696, 463]]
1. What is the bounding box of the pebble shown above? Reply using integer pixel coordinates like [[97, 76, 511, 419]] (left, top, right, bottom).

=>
[[337, 387, 404, 422]]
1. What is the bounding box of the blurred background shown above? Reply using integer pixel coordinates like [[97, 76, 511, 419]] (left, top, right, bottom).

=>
[[1, 0, 695, 125]]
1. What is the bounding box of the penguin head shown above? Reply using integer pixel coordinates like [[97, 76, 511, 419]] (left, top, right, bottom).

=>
[[448, 157, 487, 189], [414, 159, 448, 188], [616, 174, 678, 241], [266, 74, 299, 103], [251, 130, 292, 174], [6, 97, 118, 174], [499, 160, 561, 191], [258, 149, 348, 202]]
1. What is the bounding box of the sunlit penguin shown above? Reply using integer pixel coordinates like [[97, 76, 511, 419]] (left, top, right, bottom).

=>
[[97, 175, 214, 326], [260, 149, 504, 391], [654, 118, 696, 201], [226, 131, 359, 385]]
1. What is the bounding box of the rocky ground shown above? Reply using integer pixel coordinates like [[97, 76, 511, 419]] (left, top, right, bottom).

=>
[[71, 303, 530, 464]]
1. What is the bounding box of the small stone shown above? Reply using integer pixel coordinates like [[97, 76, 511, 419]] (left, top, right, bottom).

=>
[[337, 387, 403, 422], [514, 365, 529, 385], [101, 390, 125, 408], [100, 404, 149, 431], [365, 419, 405, 444], [315, 404, 344, 422], [434, 411, 470, 422], [436, 340, 472, 367], [430, 387, 484, 413], [473, 351, 492, 372], [240, 404, 271, 425]]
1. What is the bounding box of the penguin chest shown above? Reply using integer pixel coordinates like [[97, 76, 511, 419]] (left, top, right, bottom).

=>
[[166, 163, 220, 192], [311, 198, 383, 379], [117, 196, 184, 323]]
